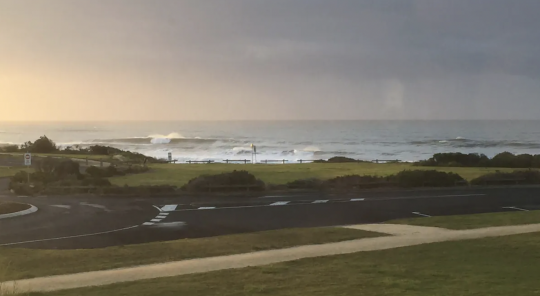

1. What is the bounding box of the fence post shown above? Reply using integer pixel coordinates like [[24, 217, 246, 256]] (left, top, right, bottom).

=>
[[299, 160, 303, 164], [375, 159, 379, 164], [244, 159, 247, 164], [283, 159, 285, 164]]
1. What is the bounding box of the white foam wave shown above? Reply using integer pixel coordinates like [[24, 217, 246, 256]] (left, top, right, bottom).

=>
[[303, 146, 321, 152], [149, 133, 185, 144]]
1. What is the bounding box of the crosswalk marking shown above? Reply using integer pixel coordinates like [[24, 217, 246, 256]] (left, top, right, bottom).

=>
[[198, 207, 216, 210], [161, 205, 178, 212], [312, 200, 329, 204], [350, 198, 365, 202], [270, 201, 290, 206]]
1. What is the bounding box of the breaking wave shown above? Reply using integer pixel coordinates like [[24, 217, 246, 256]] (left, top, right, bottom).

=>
[[409, 138, 540, 149]]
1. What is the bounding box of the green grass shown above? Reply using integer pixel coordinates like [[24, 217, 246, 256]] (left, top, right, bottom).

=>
[[34, 232, 540, 296], [0, 202, 30, 215], [0, 227, 382, 281], [0, 153, 110, 162], [110, 162, 523, 187], [390, 210, 540, 230], [0, 167, 32, 178]]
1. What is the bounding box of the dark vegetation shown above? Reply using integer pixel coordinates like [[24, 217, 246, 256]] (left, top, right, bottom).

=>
[[416, 152, 540, 168], [182, 170, 265, 192], [287, 170, 466, 190], [313, 156, 367, 163], [0, 135, 164, 163], [470, 170, 540, 186], [9, 158, 159, 195]]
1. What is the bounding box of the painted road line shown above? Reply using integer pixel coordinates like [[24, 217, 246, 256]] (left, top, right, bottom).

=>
[[156, 215, 168, 219], [270, 201, 290, 206], [312, 200, 329, 204], [142, 222, 154, 226], [159, 213, 170, 216], [412, 212, 431, 217], [151, 219, 162, 222], [502, 206, 529, 212], [350, 198, 365, 202], [0, 225, 139, 247], [198, 207, 216, 210], [161, 205, 178, 212], [50, 205, 71, 209], [152, 205, 163, 212]]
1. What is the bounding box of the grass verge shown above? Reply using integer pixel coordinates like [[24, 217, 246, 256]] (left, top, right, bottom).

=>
[[109, 163, 519, 187], [389, 210, 540, 230], [0, 227, 382, 281], [31, 232, 540, 296], [0, 202, 31, 215], [0, 167, 32, 178]]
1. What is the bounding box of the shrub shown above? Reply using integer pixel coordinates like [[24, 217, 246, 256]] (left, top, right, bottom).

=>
[[287, 178, 322, 189], [182, 170, 265, 192], [81, 178, 112, 187], [392, 170, 466, 187], [324, 175, 390, 188], [470, 170, 540, 186], [314, 156, 362, 163], [28, 136, 58, 153], [415, 152, 490, 167], [0, 145, 19, 153]]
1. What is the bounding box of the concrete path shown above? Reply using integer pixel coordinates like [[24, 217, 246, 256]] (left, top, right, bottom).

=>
[[4, 223, 540, 293]]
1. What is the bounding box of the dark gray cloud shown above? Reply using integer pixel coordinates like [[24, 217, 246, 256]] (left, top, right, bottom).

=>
[[1, 0, 539, 120]]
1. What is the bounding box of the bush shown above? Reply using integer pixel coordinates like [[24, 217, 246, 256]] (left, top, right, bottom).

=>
[[324, 175, 390, 189], [287, 178, 323, 189], [470, 170, 540, 186], [81, 178, 112, 187], [28, 136, 58, 153], [392, 170, 466, 187], [416, 152, 540, 168], [182, 170, 265, 192], [0, 145, 20, 152], [99, 185, 177, 195], [314, 156, 361, 163]]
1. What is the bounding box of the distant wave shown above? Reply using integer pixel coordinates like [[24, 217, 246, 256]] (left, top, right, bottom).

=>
[[410, 138, 540, 149]]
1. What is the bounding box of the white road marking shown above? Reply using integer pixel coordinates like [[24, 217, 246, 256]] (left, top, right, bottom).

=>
[[50, 205, 71, 209], [161, 205, 178, 212], [0, 225, 139, 247], [259, 195, 297, 198], [198, 207, 216, 210], [151, 219, 162, 222], [142, 222, 154, 226], [152, 205, 162, 212], [80, 202, 111, 212], [270, 201, 290, 206], [412, 212, 431, 217], [350, 198, 365, 202], [156, 215, 167, 219], [159, 213, 169, 216], [312, 200, 329, 204], [502, 206, 529, 212], [155, 221, 187, 227]]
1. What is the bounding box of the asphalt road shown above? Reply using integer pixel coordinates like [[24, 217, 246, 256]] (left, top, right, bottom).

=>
[[2, 186, 540, 249]]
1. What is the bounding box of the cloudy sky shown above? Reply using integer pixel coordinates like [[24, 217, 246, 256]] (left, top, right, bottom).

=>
[[1, 0, 539, 121]]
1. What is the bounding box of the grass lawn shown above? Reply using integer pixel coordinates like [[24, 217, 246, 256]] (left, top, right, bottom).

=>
[[0, 167, 32, 178], [390, 210, 540, 230], [110, 162, 522, 187], [0, 227, 382, 281], [0, 202, 30, 215], [0, 153, 110, 162], [33, 232, 540, 296]]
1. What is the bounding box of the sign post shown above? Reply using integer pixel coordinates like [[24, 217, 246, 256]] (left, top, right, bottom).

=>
[[168, 152, 172, 163], [24, 153, 31, 184]]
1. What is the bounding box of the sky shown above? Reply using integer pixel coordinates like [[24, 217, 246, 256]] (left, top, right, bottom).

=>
[[1, 0, 539, 121]]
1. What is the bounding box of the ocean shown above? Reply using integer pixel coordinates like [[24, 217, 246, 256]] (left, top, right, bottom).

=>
[[1, 121, 540, 163]]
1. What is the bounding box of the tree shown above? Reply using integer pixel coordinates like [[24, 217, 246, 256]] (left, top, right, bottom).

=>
[[29, 136, 58, 153]]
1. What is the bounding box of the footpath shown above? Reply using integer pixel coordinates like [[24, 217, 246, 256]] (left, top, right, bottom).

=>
[[3, 223, 540, 293]]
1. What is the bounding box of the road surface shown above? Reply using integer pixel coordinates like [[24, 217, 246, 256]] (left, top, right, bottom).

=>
[[1, 187, 540, 249]]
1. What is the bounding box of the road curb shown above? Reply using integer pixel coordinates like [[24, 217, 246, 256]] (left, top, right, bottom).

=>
[[0, 203, 38, 220]]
